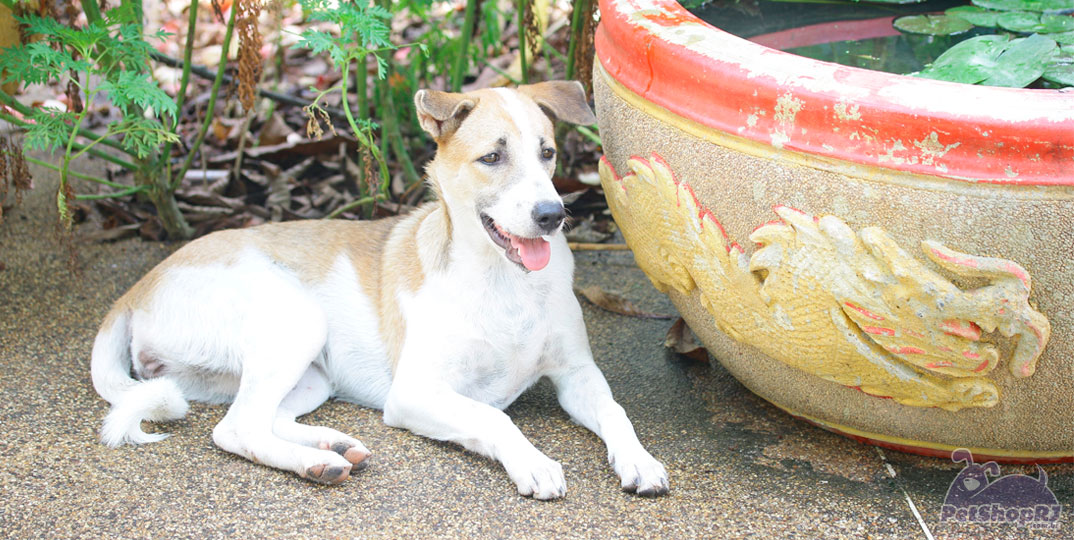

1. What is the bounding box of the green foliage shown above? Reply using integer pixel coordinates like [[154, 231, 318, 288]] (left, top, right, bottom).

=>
[[897, 0, 1074, 87], [295, 0, 395, 76], [115, 117, 181, 160], [22, 110, 77, 152], [945, 6, 1001, 27], [970, 0, 1074, 13], [0, 11, 177, 157], [893, 14, 975, 35], [0, 2, 187, 232], [916, 33, 1060, 87], [98, 71, 178, 118]]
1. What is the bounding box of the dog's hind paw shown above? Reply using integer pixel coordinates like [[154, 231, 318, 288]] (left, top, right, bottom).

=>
[[321, 440, 372, 470], [614, 452, 670, 497], [305, 462, 352, 484]]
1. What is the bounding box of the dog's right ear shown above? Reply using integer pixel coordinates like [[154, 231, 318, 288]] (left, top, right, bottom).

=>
[[414, 90, 478, 142]]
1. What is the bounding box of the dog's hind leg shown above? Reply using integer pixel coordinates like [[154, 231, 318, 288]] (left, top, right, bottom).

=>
[[273, 364, 371, 469], [210, 291, 355, 484]]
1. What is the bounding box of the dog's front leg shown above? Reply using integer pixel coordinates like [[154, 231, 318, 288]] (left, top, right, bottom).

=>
[[548, 313, 670, 496], [383, 377, 566, 500]]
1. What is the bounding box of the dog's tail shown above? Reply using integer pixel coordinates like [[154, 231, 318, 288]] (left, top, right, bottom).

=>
[[91, 309, 189, 447]]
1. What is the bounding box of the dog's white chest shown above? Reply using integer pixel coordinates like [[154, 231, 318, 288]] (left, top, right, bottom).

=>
[[401, 265, 561, 409]]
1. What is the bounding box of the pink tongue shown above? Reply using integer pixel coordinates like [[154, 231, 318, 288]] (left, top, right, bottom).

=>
[[510, 235, 551, 271]]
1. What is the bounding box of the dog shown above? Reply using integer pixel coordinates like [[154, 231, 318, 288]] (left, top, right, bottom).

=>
[[91, 81, 669, 499]]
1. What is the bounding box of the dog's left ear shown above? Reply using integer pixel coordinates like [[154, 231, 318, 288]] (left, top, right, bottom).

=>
[[415, 89, 479, 141], [518, 81, 597, 126]]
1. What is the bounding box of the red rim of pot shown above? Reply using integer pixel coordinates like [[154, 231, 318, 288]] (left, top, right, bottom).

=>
[[595, 0, 1074, 185]]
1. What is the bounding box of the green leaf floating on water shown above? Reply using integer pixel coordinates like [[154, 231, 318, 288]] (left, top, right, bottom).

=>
[[1050, 30, 1074, 44], [916, 35, 1011, 83], [1042, 47, 1074, 85], [971, 0, 1074, 14], [998, 12, 1074, 33], [894, 14, 976, 35], [946, 6, 1003, 27], [916, 33, 1059, 87], [984, 33, 1059, 86]]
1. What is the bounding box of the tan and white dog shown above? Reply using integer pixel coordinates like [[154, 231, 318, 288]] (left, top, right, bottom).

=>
[[91, 81, 669, 499]]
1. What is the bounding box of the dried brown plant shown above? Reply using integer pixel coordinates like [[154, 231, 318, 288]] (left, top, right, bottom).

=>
[[0, 136, 32, 225], [237, 0, 265, 112]]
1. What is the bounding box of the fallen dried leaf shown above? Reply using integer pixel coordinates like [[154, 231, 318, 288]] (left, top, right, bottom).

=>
[[574, 285, 672, 319], [258, 113, 296, 147], [664, 317, 709, 363]]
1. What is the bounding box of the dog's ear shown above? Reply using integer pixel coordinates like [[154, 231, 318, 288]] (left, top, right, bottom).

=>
[[414, 90, 478, 141], [517, 81, 596, 126]]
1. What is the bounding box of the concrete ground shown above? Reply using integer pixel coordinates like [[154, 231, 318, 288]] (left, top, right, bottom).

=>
[[1, 163, 1070, 539]]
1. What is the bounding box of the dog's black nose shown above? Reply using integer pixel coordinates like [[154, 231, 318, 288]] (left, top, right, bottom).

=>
[[532, 201, 565, 233]]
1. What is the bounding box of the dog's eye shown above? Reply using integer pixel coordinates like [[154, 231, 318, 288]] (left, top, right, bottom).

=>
[[541, 147, 556, 160], [479, 152, 500, 165]]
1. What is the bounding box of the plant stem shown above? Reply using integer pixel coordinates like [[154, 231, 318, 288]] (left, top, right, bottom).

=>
[[80, 0, 103, 24], [517, 0, 528, 83], [565, 0, 591, 80], [75, 185, 149, 200], [340, 55, 390, 191], [539, 34, 566, 63], [484, 60, 521, 84], [160, 0, 199, 177], [377, 68, 421, 191], [450, 0, 480, 92], [575, 125, 601, 145], [172, 3, 238, 190], [340, 59, 373, 149], [23, 155, 123, 187], [355, 54, 368, 191], [58, 81, 95, 226], [326, 195, 381, 219]]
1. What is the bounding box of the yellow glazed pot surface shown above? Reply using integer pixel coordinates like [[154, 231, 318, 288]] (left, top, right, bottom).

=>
[[595, 0, 1074, 462]]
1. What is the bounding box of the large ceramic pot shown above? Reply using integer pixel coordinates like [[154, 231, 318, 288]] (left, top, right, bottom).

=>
[[594, 0, 1073, 463]]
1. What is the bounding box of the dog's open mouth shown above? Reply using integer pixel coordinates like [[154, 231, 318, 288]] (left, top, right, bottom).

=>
[[480, 213, 551, 271]]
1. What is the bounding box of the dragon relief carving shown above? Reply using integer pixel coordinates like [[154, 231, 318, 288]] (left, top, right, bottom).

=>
[[600, 154, 1051, 411]]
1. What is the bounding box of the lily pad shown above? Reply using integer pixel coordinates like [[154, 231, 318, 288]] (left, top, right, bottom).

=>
[[971, 0, 1074, 14], [983, 33, 1059, 86], [1042, 48, 1074, 84], [946, 6, 1003, 27], [1051, 30, 1074, 44], [894, 14, 976, 35], [998, 11, 1074, 33], [916, 34, 1011, 83]]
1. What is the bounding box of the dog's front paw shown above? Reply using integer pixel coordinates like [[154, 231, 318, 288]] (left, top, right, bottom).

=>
[[505, 452, 566, 500], [612, 451, 669, 497]]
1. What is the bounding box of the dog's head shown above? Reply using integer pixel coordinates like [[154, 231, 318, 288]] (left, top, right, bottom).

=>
[[414, 81, 596, 272]]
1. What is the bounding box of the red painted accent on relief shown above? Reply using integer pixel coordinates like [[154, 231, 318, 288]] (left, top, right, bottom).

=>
[[844, 301, 885, 321], [941, 319, 982, 341], [888, 346, 926, 355], [862, 326, 895, 337], [931, 248, 981, 269]]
